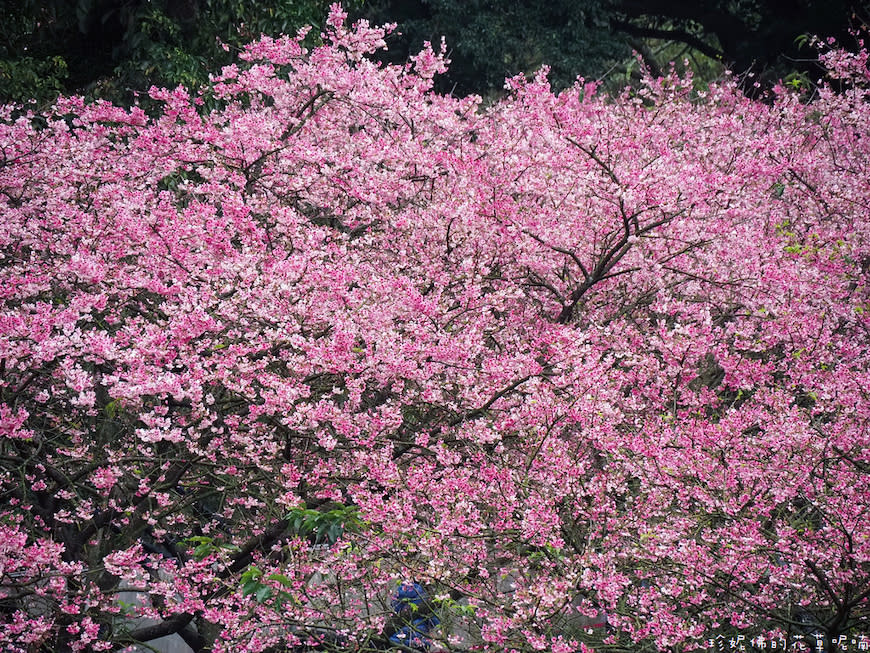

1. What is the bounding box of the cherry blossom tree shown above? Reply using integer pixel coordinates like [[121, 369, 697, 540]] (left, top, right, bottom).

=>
[[1, 6, 868, 652]]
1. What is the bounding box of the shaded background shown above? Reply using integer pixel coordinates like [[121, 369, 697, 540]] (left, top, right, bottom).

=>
[[1, 1, 867, 105]]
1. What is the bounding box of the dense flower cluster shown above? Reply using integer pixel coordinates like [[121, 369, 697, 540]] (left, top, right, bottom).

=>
[[1, 6, 868, 652]]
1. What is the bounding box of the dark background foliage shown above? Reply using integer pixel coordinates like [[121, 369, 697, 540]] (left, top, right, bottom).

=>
[[0, 0, 345, 106], [1, 0, 866, 105], [357, 0, 867, 97]]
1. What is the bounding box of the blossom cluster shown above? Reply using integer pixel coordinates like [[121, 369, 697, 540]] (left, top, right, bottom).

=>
[[1, 5, 868, 651]]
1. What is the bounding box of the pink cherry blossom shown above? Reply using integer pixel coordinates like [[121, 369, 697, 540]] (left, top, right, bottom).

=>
[[0, 10, 868, 653]]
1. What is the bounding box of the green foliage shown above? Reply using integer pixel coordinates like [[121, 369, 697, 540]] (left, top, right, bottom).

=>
[[353, 0, 860, 98], [438, 596, 476, 617], [770, 182, 786, 199], [784, 71, 812, 91], [0, 56, 68, 106], [112, 0, 344, 98], [0, 0, 74, 106], [238, 565, 302, 606], [0, 0, 860, 104], [184, 535, 240, 561], [103, 399, 121, 420], [285, 503, 364, 545], [358, 0, 628, 97], [240, 565, 270, 603], [0, 0, 361, 106]]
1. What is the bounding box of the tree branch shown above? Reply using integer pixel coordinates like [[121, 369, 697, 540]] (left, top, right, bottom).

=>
[[120, 612, 194, 647], [611, 20, 724, 62]]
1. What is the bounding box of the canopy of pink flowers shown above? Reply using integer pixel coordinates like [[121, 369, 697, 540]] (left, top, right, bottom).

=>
[[1, 6, 868, 652]]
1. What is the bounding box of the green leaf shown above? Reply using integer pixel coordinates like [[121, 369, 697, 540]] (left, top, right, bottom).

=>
[[255, 585, 273, 603], [273, 590, 293, 607], [326, 522, 342, 543], [770, 182, 785, 198], [240, 565, 262, 583], [104, 399, 120, 419], [266, 573, 293, 587], [186, 535, 216, 561]]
